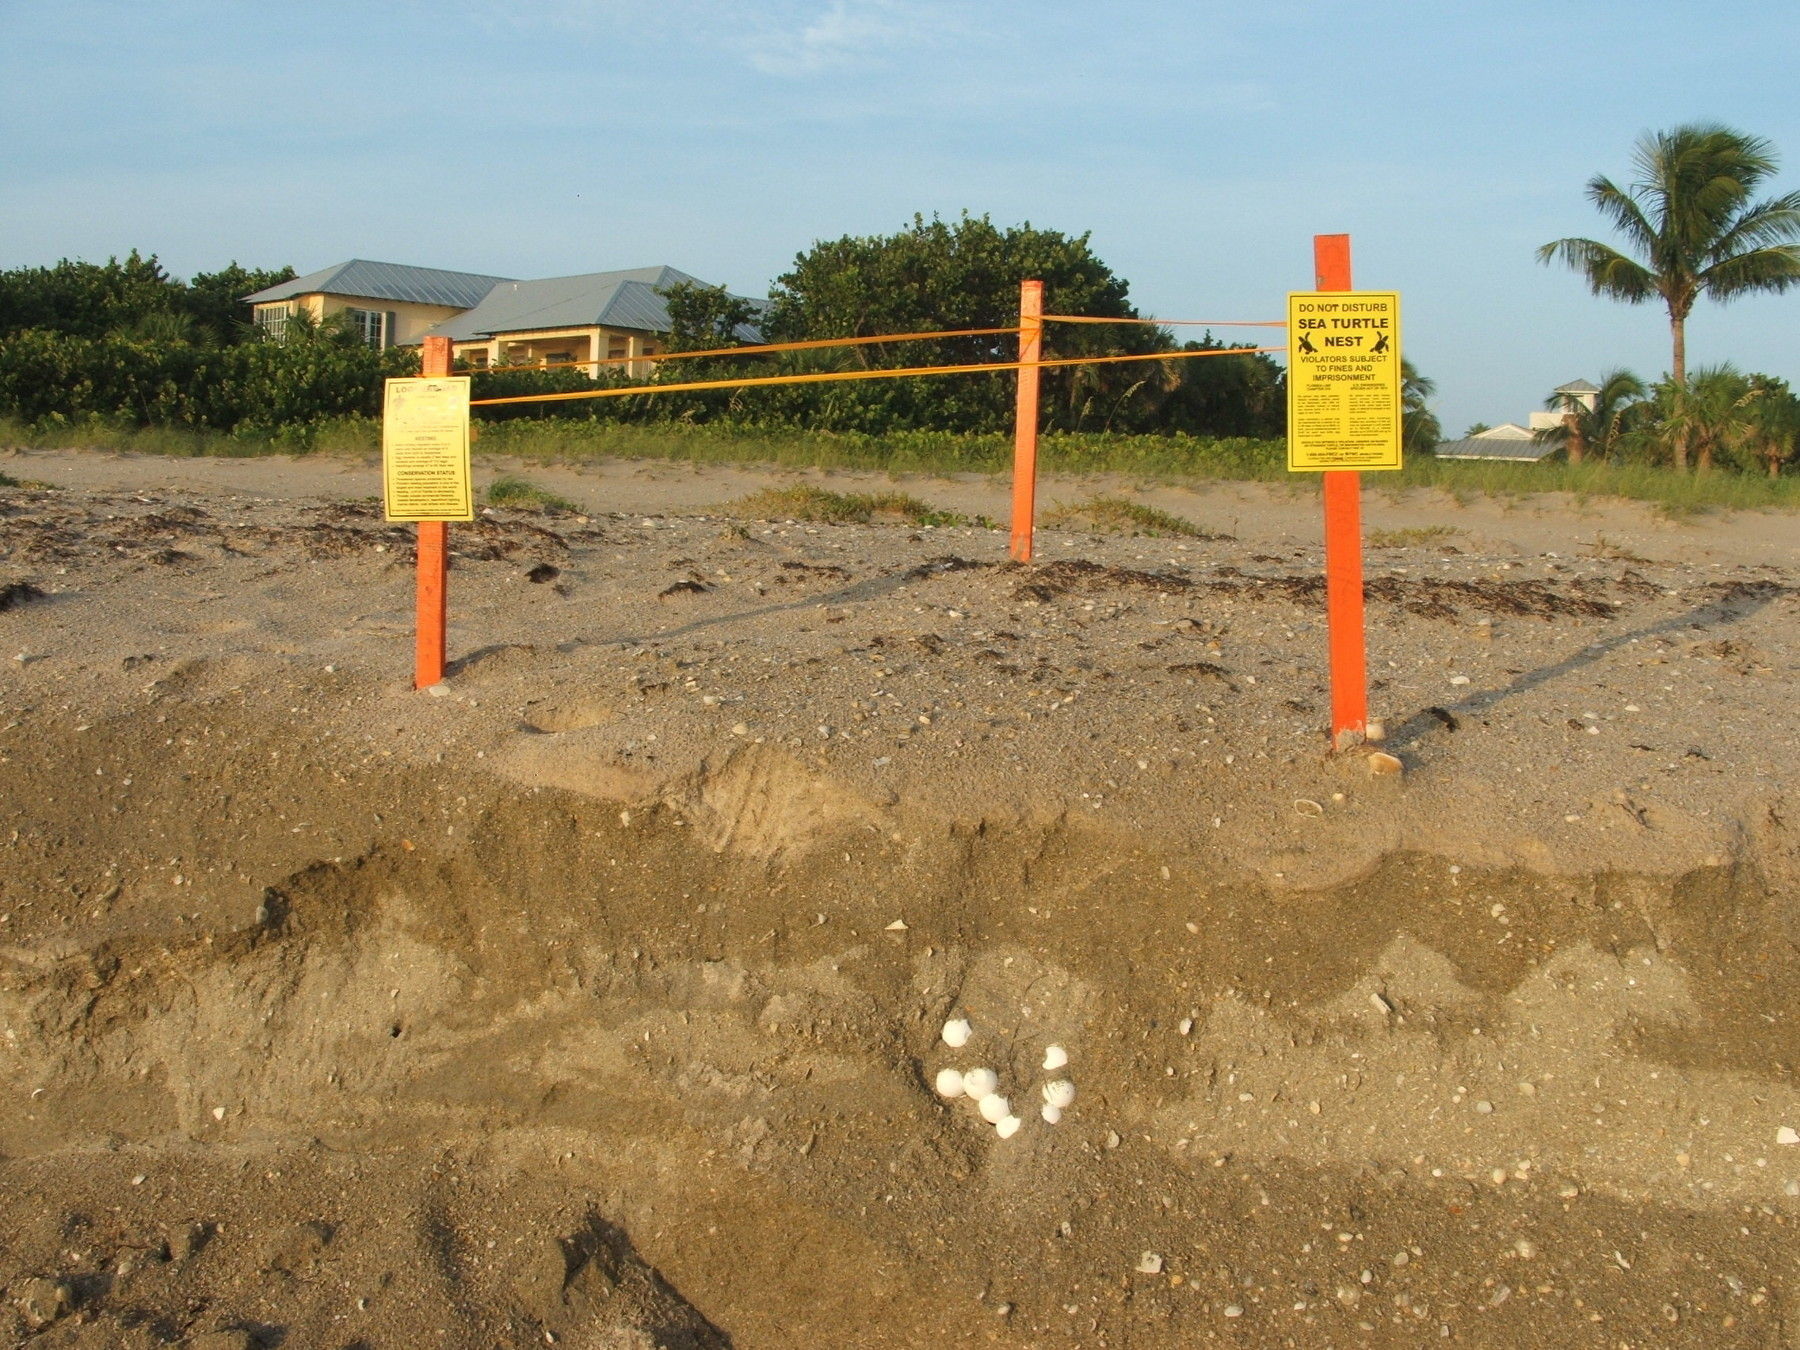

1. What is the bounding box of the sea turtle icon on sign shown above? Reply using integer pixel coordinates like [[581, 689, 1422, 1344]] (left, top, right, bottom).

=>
[[1296, 330, 1317, 355], [1369, 331, 1390, 356]]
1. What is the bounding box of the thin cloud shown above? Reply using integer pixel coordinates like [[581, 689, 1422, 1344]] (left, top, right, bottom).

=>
[[742, 0, 937, 77], [405, 0, 949, 80]]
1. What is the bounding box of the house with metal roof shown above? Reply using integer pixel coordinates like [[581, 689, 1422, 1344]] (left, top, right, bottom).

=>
[[242, 259, 765, 376], [1432, 422, 1557, 462], [243, 260, 517, 350], [428, 265, 765, 376]]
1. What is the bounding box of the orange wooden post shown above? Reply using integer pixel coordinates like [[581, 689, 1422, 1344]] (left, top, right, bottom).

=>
[[1009, 279, 1044, 562], [1313, 235, 1368, 750], [414, 336, 453, 689]]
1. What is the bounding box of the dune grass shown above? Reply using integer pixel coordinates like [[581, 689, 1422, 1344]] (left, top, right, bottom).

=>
[[484, 474, 581, 513], [1042, 494, 1216, 537], [722, 484, 983, 527], [5, 414, 1795, 514], [1389, 455, 1798, 514], [461, 420, 1292, 483], [0, 414, 384, 458], [1367, 525, 1463, 548]]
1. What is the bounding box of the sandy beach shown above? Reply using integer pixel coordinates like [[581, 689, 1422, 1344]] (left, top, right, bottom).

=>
[[2, 446, 1797, 1347]]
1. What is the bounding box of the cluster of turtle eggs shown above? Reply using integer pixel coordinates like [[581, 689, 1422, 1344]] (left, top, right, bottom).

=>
[[933, 1016, 1076, 1139]]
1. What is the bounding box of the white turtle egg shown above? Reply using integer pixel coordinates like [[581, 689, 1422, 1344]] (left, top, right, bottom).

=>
[[1041, 1104, 1062, 1125], [1042, 1044, 1069, 1071], [934, 1068, 965, 1099], [962, 1067, 999, 1101], [941, 1017, 972, 1048], [978, 1093, 1011, 1124], [995, 1114, 1022, 1139], [1043, 1080, 1076, 1109]]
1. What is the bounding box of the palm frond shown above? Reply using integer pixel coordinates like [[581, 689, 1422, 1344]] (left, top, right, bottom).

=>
[[1582, 176, 1659, 251], [1705, 192, 1800, 261], [1698, 245, 1800, 302], [1400, 358, 1434, 402], [1595, 368, 1648, 408], [1537, 238, 1657, 301], [1635, 123, 1777, 198]]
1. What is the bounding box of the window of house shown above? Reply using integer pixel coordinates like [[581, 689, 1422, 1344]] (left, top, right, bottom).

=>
[[545, 351, 573, 365], [607, 338, 628, 361], [462, 350, 489, 370], [255, 303, 292, 339], [345, 307, 389, 349]]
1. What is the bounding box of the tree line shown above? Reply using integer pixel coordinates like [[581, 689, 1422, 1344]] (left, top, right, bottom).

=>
[[0, 252, 417, 442], [1529, 367, 1796, 477], [3, 124, 1795, 474], [0, 221, 1299, 447], [615, 215, 1290, 440]]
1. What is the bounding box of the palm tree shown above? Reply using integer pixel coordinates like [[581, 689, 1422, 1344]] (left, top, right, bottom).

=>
[[1650, 364, 1748, 472], [1401, 359, 1440, 453], [1538, 124, 1800, 389], [1531, 369, 1648, 464], [1734, 375, 1800, 478]]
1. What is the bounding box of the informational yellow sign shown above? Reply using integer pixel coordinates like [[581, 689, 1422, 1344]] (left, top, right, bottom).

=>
[[382, 376, 473, 522], [1286, 291, 1402, 472]]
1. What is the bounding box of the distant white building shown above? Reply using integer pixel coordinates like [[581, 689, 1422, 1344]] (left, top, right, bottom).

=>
[[1436, 380, 1598, 461], [1527, 379, 1599, 431]]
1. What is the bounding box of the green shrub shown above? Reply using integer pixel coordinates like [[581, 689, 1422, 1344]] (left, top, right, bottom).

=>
[[0, 326, 414, 435]]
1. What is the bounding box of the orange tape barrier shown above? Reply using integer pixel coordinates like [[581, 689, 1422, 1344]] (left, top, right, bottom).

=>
[[1043, 314, 1287, 328], [466, 326, 1022, 376], [469, 344, 1282, 408]]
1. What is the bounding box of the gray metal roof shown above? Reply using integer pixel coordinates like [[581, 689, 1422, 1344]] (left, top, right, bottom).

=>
[[1553, 378, 1600, 394], [1433, 435, 1559, 462], [242, 259, 514, 310], [426, 266, 765, 340]]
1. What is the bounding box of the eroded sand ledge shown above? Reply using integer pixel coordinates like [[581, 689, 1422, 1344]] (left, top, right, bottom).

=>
[[2, 449, 1797, 1346]]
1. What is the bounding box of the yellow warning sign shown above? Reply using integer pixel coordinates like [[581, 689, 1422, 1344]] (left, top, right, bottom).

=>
[[382, 376, 473, 522], [1286, 291, 1402, 472]]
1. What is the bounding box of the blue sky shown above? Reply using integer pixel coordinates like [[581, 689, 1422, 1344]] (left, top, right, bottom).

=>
[[3, 0, 1797, 435]]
